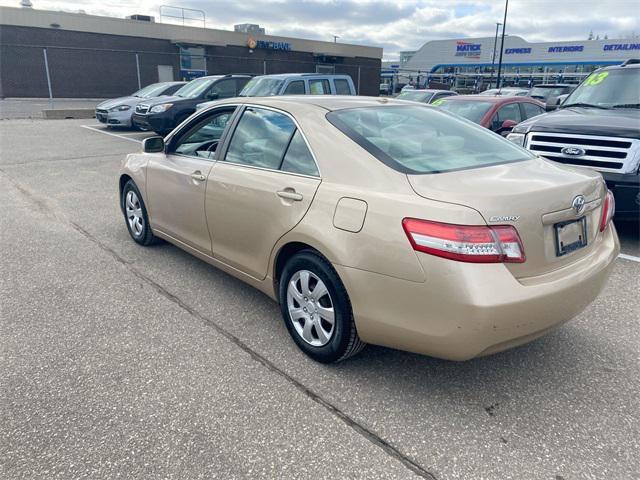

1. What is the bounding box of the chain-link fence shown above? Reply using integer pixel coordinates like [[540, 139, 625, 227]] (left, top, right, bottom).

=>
[[0, 44, 381, 100]]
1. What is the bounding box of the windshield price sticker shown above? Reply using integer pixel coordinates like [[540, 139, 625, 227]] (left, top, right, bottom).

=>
[[583, 72, 609, 86]]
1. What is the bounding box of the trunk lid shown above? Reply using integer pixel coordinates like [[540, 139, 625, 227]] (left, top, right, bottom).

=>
[[407, 157, 606, 278]]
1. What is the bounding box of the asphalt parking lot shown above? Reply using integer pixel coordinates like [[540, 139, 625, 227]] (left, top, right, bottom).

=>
[[1, 118, 639, 480]]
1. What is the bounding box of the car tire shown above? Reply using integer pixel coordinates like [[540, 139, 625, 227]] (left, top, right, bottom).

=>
[[279, 250, 366, 363], [121, 180, 157, 246]]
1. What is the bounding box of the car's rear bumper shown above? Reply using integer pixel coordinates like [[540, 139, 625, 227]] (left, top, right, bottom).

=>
[[335, 225, 619, 361], [601, 171, 639, 221]]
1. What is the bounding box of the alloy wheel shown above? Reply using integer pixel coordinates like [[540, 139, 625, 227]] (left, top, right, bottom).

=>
[[125, 190, 144, 237], [286, 270, 335, 347]]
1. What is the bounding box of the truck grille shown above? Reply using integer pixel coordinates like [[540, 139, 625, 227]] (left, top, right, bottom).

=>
[[526, 132, 639, 173], [135, 104, 150, 114]]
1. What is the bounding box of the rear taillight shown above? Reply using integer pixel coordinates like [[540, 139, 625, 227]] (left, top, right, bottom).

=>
[[599, 189, 615, 232], [402, 218, 526, 263]]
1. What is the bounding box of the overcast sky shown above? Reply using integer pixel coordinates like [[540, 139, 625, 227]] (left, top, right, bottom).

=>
[[5, 0, 640, 58]]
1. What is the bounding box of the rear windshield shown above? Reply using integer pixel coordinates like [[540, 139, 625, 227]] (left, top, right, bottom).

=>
[[133, 83, 171, 98], [396, 91, 433, 102], [326, 105, 534, 174], [434, 99, 493, 124], [530, 86, 569, 98]]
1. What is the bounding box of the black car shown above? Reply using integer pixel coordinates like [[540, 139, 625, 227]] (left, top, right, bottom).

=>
[[507, 60, 640, 221], [132, 74, 251, 136]]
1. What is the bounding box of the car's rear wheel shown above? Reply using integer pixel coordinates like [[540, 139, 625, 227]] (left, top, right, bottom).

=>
[[122, 180, 156, 246], [279, 250, 365, 363]]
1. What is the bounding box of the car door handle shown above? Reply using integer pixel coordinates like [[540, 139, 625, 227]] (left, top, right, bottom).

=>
[[277, 190, 303, 201], [191, 171, 206, 182]]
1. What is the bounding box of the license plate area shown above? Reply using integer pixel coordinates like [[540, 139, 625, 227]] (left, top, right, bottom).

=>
[[554, 217, 587, 257]]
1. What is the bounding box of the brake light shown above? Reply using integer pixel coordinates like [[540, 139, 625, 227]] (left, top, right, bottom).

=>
[[599, 189, 615, 232], [402, 218, 526, 263]]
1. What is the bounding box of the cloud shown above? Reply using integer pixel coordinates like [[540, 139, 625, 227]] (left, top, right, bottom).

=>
[[3, 0, 639, 59]]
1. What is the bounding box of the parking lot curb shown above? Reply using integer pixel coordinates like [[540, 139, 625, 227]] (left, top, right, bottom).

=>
[[43, 109, 95, 120]]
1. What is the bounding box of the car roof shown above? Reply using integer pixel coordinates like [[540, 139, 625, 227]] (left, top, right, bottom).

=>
[[197, 74, 252, 80], [602, 61, 640, 70], [439, 95, 526, 102], [532, 84, 574, 87], [214, 95, 414, 112], [250, 73, 352, 80], [399, 89, 453, 94]]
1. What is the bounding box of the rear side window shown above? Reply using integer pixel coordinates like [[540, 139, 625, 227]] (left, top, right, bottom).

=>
[[284, 81, 305, 95], [327, 105, 534, 175], [334, 79, 352, 95], [309, 79, 331, 95], [225, 108, 295, 169], [281, 131, 318, 176]]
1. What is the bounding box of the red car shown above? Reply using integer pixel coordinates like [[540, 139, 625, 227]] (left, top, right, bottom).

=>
[[432, 95, 546, 135]]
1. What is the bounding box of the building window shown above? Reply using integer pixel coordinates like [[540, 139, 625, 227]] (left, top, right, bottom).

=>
[[180, 46, 206, 72], [315, 64, 335, 74]]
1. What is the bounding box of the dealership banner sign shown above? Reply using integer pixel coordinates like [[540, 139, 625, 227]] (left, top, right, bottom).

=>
[[455, 41, 481, 58]]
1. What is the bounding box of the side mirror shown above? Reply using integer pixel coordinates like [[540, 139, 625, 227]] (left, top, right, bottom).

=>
[[206, 92, 219, 101], [499, 119, 518, 135], [545, 96, 560, 111], [142, 136, 165, 153]]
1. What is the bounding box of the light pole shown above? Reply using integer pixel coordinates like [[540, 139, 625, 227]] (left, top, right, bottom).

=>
[[333, 35, 339, 43], [489, 22, 502, 88], [496, 0, 509, 89]]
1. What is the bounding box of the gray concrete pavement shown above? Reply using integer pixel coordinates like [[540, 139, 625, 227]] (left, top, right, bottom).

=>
[[1, 119, 639, 480]]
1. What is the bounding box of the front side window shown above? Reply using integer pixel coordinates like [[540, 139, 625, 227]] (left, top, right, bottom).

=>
[[284, 81, 305, 95], [334, 79, 352, 95], [173, 108, 236, 159], [522, 102, 545, 119], [491, 103, 521, 131], [327, 105, 534, 175], [208, 79, 236, 99], [225, 108, 296, 169], [309, 79, 331, 95]]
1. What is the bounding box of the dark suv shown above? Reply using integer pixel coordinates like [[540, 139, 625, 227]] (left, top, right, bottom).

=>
[[132, 74, 251, 135], [507, 60, 640, 221]]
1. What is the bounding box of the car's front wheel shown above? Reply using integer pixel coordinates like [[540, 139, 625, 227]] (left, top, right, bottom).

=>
[[279, 250, 365, 363], [121, 180, 156, 246]]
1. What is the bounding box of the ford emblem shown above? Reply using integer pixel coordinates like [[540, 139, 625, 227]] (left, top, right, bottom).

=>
[[561, 146, 586, 156], [572, 195, 586, 214]]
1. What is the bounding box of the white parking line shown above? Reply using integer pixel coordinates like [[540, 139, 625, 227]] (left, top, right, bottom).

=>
[[80, 125, 142, 144], [619, 253, 640, 263]]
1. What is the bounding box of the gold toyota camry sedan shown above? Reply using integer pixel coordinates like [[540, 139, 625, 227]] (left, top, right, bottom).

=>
[[119, 96, 619, 363]]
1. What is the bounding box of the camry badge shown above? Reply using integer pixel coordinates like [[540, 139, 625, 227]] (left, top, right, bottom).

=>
[[561, 146, 586, 156], [572, 195, 586, 214], [489, 215, 520, 222]]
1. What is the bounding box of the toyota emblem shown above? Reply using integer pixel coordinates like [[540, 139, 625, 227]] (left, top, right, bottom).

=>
[[572, 195, 585, 214]]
